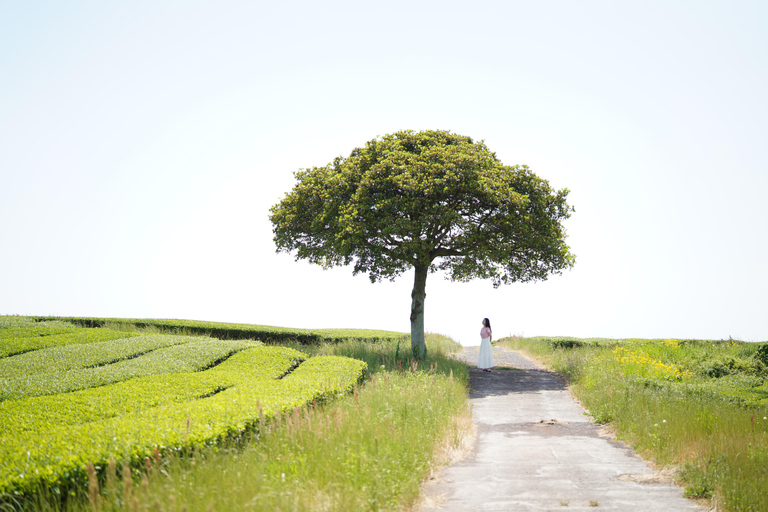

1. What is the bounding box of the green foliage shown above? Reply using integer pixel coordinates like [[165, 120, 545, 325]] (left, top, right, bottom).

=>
[[0, 334, 199, 379], [271, 129, 574, 284], [755, 343, 768, 366], [0, 317, 79, 337], [0, 337, 258, 400], [0, 317, 140, 358], [697, 355, 765, 379], [548, 337, 585, 349], [0, 329, 141, 359], [270, 129, 575, 356], [31, 316, 407, 345]]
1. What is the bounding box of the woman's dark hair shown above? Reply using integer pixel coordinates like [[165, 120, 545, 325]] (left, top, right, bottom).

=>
[[483, 318, 491, 329]]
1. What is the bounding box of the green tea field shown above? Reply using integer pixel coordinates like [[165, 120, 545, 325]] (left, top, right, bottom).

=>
[[0, 317, 367, 498]]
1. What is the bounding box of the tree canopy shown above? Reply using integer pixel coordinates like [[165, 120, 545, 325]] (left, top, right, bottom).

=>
[[270, 130, 575, 357]]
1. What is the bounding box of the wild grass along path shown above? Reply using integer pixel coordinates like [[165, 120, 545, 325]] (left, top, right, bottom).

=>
[[421, 346, 703, 511]]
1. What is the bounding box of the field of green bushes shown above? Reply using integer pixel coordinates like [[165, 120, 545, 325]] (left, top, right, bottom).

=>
[[0, 316, 469, 512], [0, 317, 367, 500], [499, 335, 768, 512]]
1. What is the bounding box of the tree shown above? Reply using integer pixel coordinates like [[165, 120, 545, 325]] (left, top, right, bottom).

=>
[[269, 130, 575, 358]]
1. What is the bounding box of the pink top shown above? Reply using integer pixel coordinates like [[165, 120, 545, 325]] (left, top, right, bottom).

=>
[[480, 327, 492, 339]]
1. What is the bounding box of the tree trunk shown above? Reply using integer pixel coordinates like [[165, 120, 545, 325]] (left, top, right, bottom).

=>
[[410, 264, 428, 359]]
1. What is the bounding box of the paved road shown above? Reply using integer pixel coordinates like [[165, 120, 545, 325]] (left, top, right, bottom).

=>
[[422, 346, 703, 511]]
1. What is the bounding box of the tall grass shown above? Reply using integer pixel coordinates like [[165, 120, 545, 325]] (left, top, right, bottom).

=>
[[287, 332, 468, 378], [500, 336, 768, 512], [19, 333, 470, 512]]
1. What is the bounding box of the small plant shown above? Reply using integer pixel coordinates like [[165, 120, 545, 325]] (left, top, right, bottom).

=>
[[589, 500, 599, 507], [755, 343, 768, 366], [683, 484, 713, 499], [680, 464, 715, 499], [550, 338, 584, 349]]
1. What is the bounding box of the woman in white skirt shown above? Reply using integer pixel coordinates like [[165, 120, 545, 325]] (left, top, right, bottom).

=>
[[478, 318, 493, 372]]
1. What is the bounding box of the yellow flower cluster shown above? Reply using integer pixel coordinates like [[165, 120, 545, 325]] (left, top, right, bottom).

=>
[[611, 346, 694, 380]]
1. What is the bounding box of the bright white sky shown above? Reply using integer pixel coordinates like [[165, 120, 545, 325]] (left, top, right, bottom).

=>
[[2, 1, 767, 345]]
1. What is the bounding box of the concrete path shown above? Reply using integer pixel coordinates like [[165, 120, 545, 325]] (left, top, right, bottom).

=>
[[421, 346, 703, 511]]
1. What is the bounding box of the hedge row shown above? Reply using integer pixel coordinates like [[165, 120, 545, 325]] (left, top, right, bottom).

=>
[[31, 316, 408, 345], [0, 344, 300, 439], [1, 334, 200, 379], [0, 317, 137, 358], [0, 317, 79, 338]]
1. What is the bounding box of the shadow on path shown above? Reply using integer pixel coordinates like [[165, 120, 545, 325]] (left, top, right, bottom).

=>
[[468, 368, 568, 398]]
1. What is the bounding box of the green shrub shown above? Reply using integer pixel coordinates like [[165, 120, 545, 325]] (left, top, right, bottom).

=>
[[0, 337, 260, 400], [755, 343, 768, 366], [0, 317, 79, 337], [549, 338, 584, 349], [0, 335, 198, 379], [697, 356, 766, 379], [680, 463, 715, 499], [0, 318, 130, 358]]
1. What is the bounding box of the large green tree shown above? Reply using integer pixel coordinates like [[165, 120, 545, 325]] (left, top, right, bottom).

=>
[[270, 130, 575, 357]]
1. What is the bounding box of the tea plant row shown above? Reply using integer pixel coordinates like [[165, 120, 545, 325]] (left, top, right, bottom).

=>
[[31, 316, 408, 344], [0, 336, 260, 400], [0, 317, 139, 358]]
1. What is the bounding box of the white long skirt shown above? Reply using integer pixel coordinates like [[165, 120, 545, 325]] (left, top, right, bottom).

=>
[[478, 337, 494, 369]]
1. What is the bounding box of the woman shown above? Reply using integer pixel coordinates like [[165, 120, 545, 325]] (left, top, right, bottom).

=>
[[478, 318, 493, 372]]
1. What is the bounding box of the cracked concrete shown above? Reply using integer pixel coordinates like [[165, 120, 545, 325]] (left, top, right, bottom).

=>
[[420, 347, 704, 511]]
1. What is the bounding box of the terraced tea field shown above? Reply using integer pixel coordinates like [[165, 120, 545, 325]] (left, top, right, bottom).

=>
[[0, 317, 367, 496]]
